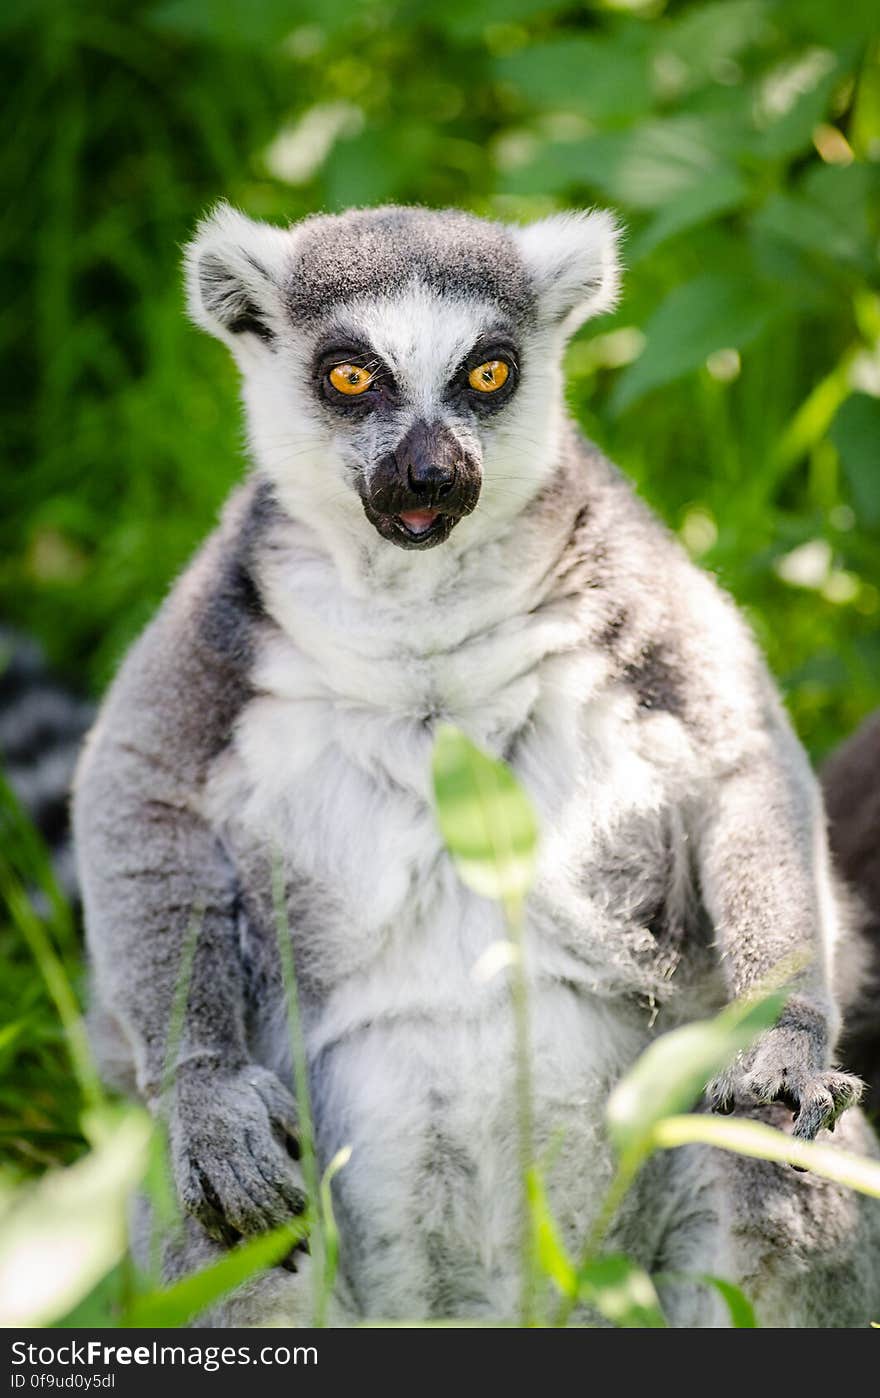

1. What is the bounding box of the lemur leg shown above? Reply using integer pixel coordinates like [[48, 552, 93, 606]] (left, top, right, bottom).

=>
[[654, 1107, 880, 1328]]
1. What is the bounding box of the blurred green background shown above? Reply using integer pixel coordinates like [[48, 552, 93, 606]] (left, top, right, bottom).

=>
[[2, 0, 879, 762]]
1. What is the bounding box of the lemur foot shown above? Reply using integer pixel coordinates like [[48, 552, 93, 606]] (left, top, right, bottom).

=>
[[707, 1021, 863, 1142], [170, 1064, 307, 1248]]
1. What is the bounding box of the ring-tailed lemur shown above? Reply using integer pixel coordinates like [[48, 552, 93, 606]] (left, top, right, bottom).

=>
[[73, 204, 880, 1327], [823, 713, 880, 1119]]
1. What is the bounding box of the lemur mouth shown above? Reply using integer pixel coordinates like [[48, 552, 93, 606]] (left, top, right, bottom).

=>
[[362, 502, 460, 550], [396, 508, 443, 538], [389, 507, 453, 547]]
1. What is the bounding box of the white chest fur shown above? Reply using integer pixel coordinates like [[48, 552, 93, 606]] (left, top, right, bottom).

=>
[[202, 528, 694, 1316]]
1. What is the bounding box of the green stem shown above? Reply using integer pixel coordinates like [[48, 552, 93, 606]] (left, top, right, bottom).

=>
[[505, 894, 537, 1326], [554, 1148, 644, 1328], [0, 860, 103, 1116]]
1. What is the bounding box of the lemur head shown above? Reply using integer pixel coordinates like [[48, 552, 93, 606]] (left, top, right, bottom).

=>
[[185, 204, 620, 554]]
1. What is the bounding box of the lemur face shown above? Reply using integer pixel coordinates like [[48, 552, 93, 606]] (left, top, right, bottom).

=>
[[185, 205, 620, 553], [306, 292, 518, 550]]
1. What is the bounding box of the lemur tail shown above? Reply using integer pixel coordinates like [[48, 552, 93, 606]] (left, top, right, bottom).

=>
[[0, 628, 94, 905], [822, 711, 880, 1123]]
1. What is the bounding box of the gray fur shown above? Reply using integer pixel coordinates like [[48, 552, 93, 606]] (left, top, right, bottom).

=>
[[283, 207, 538, 327], [74, 203, 880, 1327]]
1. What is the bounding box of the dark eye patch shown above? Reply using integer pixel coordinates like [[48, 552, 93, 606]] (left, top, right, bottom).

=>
[[311, 336, 397, 411], [447, 331, 521, 413]]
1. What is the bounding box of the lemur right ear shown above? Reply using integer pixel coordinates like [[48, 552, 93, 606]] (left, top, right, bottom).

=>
[[512, 209, 622, 337], [184, 203, 293, 348]]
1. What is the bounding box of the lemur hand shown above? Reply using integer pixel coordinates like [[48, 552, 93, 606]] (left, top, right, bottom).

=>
[[707, 1005, 863, 1141], [170, 1064, 307, 1249]]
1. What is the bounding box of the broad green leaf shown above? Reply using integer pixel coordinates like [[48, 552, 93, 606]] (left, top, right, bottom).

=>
[[606, 989, 787, 1157], [630, 170, 750, 261], [653, 2, 769, 99], [779, 0, 880, 44], [494, 35, 653, 120], [438, 0, 568, 42], [122, 1216, 309, 1327], [651, 1114, 880, 1198], [0, 1108, 151, 1327], [432, 725, 539, 905], [831, 394, 880, 528], [500, 116, 731, 207], [611, 274, 781, 413], [751, 185, 875, 275], [578, 1254, 666, 1328], [802, 163, 880, 247], [324, 126, 436, 208], [752, 50, 843, 161]]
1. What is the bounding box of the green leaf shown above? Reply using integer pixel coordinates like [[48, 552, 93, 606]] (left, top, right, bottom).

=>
[[324, 126, 435, 208], [831, 394, 880, 529], [653, 2, 770, 99], [752, 50, 843, 161], [121, 1216, 309, 1328], [630, 170, 750, 261], [438, 0, 569, 42], [611, 274, 781, 413], [652, 1113, 880, 1198], [432, 725, 539, 905], [149, 0, 356, 45], [500, 116, 732, 207], [526, 1167, 577, 1297], [606, 989, 787, 1158], [494, 35, 653, 120], [699, 1275, 758, 1328], [578, 1254, 666, 1328], [751, 168, 878, 275], [776, 0, 877, 48], [0, 1108, 151, 1327]]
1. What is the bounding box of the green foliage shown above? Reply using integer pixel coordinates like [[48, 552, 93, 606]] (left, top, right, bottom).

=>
[[651, 1111, 880, 1194], [0, 780, 91, 1175], [0, 1106, 151, 1327], [606, 990, 787, 1159], [0, 0, 876, 753], [432, 724, 540, 907], [121, 1217, 308, 1328]]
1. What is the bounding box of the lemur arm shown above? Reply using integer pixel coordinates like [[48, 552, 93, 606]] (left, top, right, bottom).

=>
[[75, 729, 249, 1105], [74, 512, 304, 1243], [696, 719, 862, 1139]]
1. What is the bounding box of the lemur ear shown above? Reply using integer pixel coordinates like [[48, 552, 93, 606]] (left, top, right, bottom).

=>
[[512, 209, 622, 336], [184, 202, 293, 347]]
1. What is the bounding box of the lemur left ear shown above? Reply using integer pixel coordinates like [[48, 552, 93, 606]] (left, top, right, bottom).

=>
[[184, 202, 294, 348], [512, 209, 622, 336]]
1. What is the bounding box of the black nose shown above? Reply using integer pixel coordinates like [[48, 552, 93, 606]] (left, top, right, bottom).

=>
[[406, 460, 457, 498]]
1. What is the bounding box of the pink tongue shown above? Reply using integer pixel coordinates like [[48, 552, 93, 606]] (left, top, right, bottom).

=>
[[399, 508, 439, 534]]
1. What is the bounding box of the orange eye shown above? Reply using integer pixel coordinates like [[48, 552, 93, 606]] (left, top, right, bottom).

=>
[[329, 363, 374, 396], [468, 359, 509, 393]]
